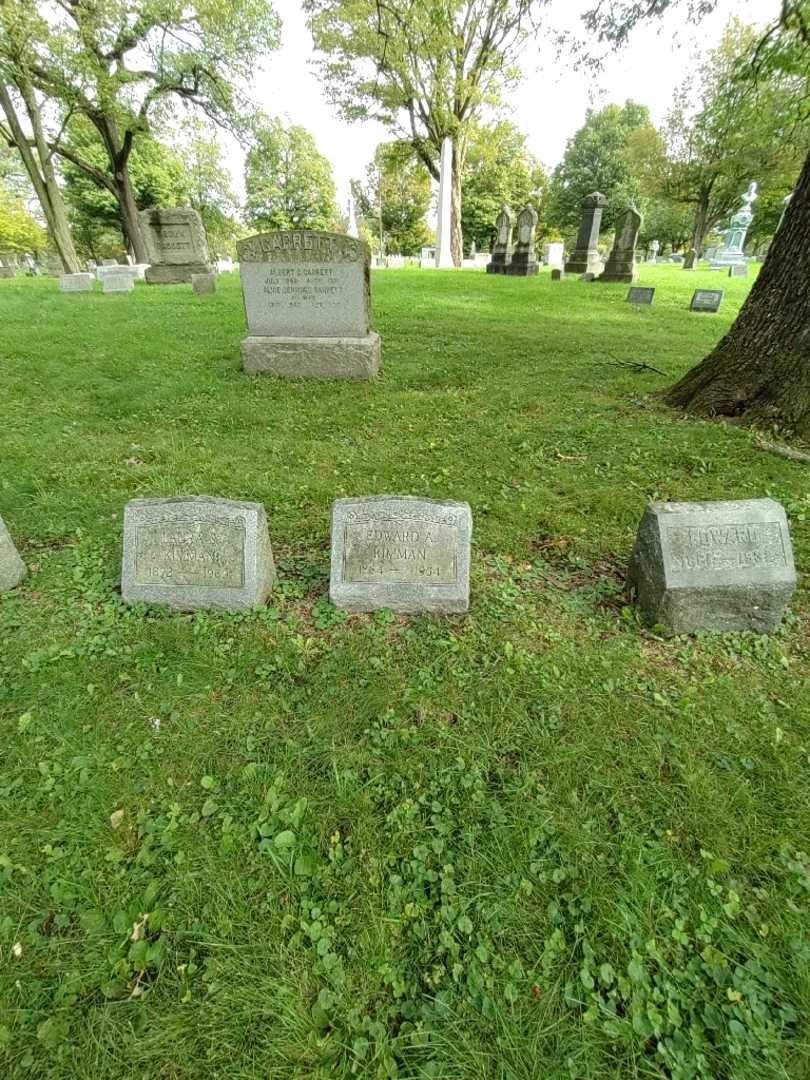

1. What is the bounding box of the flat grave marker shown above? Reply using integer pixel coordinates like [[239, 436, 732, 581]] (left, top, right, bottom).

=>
[[690, 289, 724, 312], [330, 496, 472, 614], [627, 286, 655, 305], [102, 272, 135, 294], [60, 273, 94, 293], [628, 498, 796, 633], [121, 496, 275, 612], [729, 264, 749, 278]]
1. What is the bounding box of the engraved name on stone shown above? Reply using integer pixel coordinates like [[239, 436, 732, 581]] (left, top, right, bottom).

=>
[[342, 512, 460, 585], [134, 519, 246, 587], [665, 521, 787, 575]]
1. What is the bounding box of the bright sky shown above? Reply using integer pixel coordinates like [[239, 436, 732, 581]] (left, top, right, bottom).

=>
[[221, 0, 782, 212]]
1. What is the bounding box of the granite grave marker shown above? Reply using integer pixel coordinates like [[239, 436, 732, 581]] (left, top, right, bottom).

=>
[[565, 192, 608, 276], [60, 272, 94, 293], [627, 286, 655, 305], [691, 289, 724, 312], [506, 204, 539, 276], [601, 206, 642, 283], [141, 207, 211, 284], [0, 514, 26, 593], [192, 272, 217, 296], [486, 206, 515, 275]]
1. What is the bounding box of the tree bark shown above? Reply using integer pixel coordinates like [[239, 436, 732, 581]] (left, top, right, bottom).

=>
[[691, 190, 711, 257], [666, 148, 810, 437], [0, 81, 81, 273], [91, 115, 149, 263], [450, 141, 464, 266]]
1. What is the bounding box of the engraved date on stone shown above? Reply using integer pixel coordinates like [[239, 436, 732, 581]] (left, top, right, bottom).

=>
[[342, 518, 458, 584], [666, 521, 787, 574], [135, 519, 246, 587]]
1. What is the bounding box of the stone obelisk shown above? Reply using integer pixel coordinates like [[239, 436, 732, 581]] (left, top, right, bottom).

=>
[[435, 137, 454, 268]]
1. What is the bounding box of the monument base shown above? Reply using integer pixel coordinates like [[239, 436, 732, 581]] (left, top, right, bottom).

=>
[[145, 263, 212, 284], [506, 258, 539, 277], [242, 332, 380, 380], [486, 254, 511, 275], [564, 251, 602, 276], [600, 261, 638, 284]]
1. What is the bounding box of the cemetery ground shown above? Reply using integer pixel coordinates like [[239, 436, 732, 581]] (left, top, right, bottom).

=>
[[1, 265, 809, 1080]]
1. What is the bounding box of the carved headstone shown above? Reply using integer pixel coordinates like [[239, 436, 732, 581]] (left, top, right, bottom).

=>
[[565, 192, 608, 276], [140, 207, 211, 284], [59, 273, 95, 293], [486, 206, 514, 275], [629, 499, 796, 633], [601, 206, 642, 283], [711, 182, 757, 268], [121, 496, 275, 611], [102, 272, 135, 294], [330, 496, 472, 614], [690, 289, 724, 312], [238, 230, 380, 379], [0, 514, 26, 593], [506, 204, 539, 276]]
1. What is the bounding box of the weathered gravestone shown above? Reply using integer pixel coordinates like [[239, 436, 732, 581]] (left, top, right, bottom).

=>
[[682, 248, 699, 269], [691, 289, 724, 312], [101, 259, 118, 267], [60, 272, 94, 293], [601, 206, 642, 283], [506, 204, 539, 276], [192, 272, 217, 296], [238, 230, 381, 379], [0, 514, 26, 593], [102, 272, 135, 294], [565, 192, 608, 276], [627, 286, 655, 305], [551, 268, 564, 281], [580, 272, 596, 283], [140, 207, 211, 284], [729, 264, 748, 278], [628, 499, 796, 633], [121, 496, 274, 611], [544, 241, 564, 268], [486, 206, 515, 275], [330, 496, 472, 614], [0, 265, 15, 279]]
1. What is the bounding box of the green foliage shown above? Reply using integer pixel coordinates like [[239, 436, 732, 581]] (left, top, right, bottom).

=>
[[0, 266, 809, 1076], [244, 117, 339, 232], [549, 101, 662, 236], [461, 120, 549, 252], [352, 141, 431, 255], [173, 117, 242, 257], [0, 181, 46, 253]]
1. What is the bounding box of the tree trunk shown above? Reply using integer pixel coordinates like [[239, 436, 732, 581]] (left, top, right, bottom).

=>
[[666, 148, 810, 437], [0, 82, 81, 273], [450, 142, 464, 267], [691, 191, 711, 257], [94, 116, 149, 263]]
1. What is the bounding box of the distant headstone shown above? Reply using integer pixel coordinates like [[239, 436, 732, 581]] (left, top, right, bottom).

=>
[[551, 268, 564, 281], [628, 499, 796, 633], [216, 257, 234, 273], [87, 259, 98, 270], [192, 272, 217, 296], [711, 182, 757, 268], [690, 289, 723, 312], [121, 496, 275, 611], [330, 496, 472, 614], [728, 264, 748, 278], [544, 241, 564, 268], [601, 206, 642, 283], [101, 259, 118, 267], [486, 206, 515, 275], [506, 204, 539, 276], [580, 272, 596, 282], [102, 272, 135, 294], [238, 230, 380, 379], [0, 266, 15, 279], [647, 240, 660, 261], [565, 192, 608, 276], [627, 286, 655, 305], [140, 207, 212, 284], [682, 248, 698, 269], [0, 514, 26, 593], [59, 272, 94, 293]]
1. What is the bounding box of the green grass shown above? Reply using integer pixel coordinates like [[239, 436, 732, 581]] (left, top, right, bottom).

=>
[[1, 265, 809, 1080]]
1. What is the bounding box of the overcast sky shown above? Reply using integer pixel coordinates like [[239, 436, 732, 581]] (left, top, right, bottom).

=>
[[222, 0, 781, 212]]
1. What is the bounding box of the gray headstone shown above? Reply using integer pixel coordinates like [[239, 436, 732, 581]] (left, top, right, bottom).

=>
[[60, 272, 95, 292], [102, 272, 135, 294], [627, 286, 655, 305], [140, 207, 211, 284], [628, 499, 796, 633], [580, 272, 596, 283], [690, 289, 723, 312], [101, 258, 118, 267], [601, 206, 642, 283], [329, 496, 472, 614], [0, 514, 26, 592], [121, 496, 275, 612], [486, 205, 515, 275], [192, 272, 217, 296], [0, 266, 15, 279], [565, 191, 608, 276], [728, 264, 748, 278], [506, 204, 539, 276], [551, 268, 563, 281], [682, 248, 698, 269], [238, 230, 380, 379]]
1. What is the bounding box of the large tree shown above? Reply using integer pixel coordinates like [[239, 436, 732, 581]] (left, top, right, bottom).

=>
[[244, 117, 338, 232], [174, 118, 241, 257], [353, 140, 431, 255], [304, 0, 542, 265], [587, 0, 810, 437], [0, 0, 279, 263]]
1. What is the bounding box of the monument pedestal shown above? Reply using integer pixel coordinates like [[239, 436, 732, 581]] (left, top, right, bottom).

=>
[[486, 253, 511, 275], [564, 251, 603, 276], [506, 255, 538, 276], [242, 332, 380, 380], [600, 256, 638, 284], [145, 262, 211, 284]]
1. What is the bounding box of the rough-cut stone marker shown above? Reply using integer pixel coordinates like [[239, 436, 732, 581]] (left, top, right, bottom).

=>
[[102, 272, 135, 294], [627, 286, 655, 305], [330, 496, 472, 614], [192, 272, 217, 295], [239, 230, 380, 379], [601, 206, 642, 283], [121, 496, 274, 611], [141, 207, 212, 284], [60, 272, 94, 292], [628, 498, 796, 633], [690, 289, 723, 312], [486, 206, 514, 275], [0, 514, 26, 593]]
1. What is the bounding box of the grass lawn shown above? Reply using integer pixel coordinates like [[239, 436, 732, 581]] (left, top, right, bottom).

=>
[[1, 265, 809, 1079]]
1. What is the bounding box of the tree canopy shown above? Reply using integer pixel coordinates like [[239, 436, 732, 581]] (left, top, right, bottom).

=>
[[353, 141, 432, 255]]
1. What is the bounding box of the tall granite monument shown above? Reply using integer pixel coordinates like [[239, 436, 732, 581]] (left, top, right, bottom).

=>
[[140, 207, 212, 284], [601, 206, 642, 283], [486, 206, 514, 275], [435, 137, 454, 268], [565, 192, 608, 276], [506, 205, 539, 276], [239, 230, 380, 379]]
